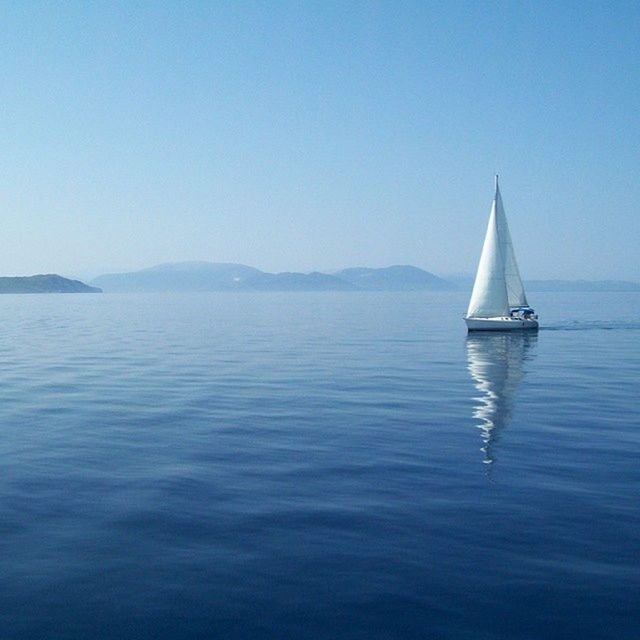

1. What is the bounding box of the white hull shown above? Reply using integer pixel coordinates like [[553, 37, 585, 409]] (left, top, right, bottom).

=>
[[465, 316, 539, 332]]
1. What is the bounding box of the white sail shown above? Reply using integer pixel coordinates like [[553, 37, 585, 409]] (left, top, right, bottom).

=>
[[466, 192, 510, 318], [494, 184, 528, 308]]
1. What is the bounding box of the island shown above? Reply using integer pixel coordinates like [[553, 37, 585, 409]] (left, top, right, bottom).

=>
[[92, 262, 456, 292], [0, 274, 102, 294]]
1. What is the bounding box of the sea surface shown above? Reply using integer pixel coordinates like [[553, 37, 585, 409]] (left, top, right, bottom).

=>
[[1, 291, 638, 639]]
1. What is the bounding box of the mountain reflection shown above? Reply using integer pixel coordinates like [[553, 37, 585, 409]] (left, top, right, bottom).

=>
[[466, 332, 537, 465]]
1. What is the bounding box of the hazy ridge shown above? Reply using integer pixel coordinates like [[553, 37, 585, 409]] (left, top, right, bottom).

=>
[[449, 275, 640, 292], [525, 279, 640, 292], [0, 267, 636, 295], [92, 263, 640, 293], [0, 274, 101, 294], [92, 263, 455, 292]]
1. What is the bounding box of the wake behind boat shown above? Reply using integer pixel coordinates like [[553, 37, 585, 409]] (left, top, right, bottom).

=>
[[465, 177, 539, 332]]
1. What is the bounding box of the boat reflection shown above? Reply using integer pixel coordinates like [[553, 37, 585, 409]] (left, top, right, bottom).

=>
[[466, 332, 538, 465]]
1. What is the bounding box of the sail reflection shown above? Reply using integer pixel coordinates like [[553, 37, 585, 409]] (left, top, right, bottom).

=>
[[466, 332, 537, 465]]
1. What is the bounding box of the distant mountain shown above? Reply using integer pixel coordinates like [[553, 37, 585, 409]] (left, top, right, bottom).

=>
[[336, 265, 456, 290], [92, 262, 262, 292], [92, 262, 456, 292], [247, 271, 357, 291], [525, 279, 640, 292], [444, 275, 640, 293], [0, 274, 101, 294]]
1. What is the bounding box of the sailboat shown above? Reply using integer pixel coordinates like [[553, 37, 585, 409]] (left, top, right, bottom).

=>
[[464, 176, 539, 331]]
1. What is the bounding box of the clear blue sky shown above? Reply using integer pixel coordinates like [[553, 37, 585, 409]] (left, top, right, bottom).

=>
[[1, 1, 638, 280]]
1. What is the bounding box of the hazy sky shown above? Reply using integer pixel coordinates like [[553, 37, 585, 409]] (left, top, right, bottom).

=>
[[1, 1, 638, 280]]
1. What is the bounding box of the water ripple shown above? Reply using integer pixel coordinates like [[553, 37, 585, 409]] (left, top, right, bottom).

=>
[[0, 291, 638, 639]]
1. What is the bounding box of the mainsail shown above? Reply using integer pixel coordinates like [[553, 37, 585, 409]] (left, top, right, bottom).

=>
[[466, 177, 527, 318]]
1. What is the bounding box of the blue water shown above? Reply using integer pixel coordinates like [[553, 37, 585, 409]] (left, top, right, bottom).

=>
[[1, 291, 638, 639]]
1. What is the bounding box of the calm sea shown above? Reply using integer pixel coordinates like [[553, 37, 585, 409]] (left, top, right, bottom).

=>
[[1, 291, 638, 639]]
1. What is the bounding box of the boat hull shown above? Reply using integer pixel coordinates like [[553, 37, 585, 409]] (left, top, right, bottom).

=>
[[464, 316, 539, 332]]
